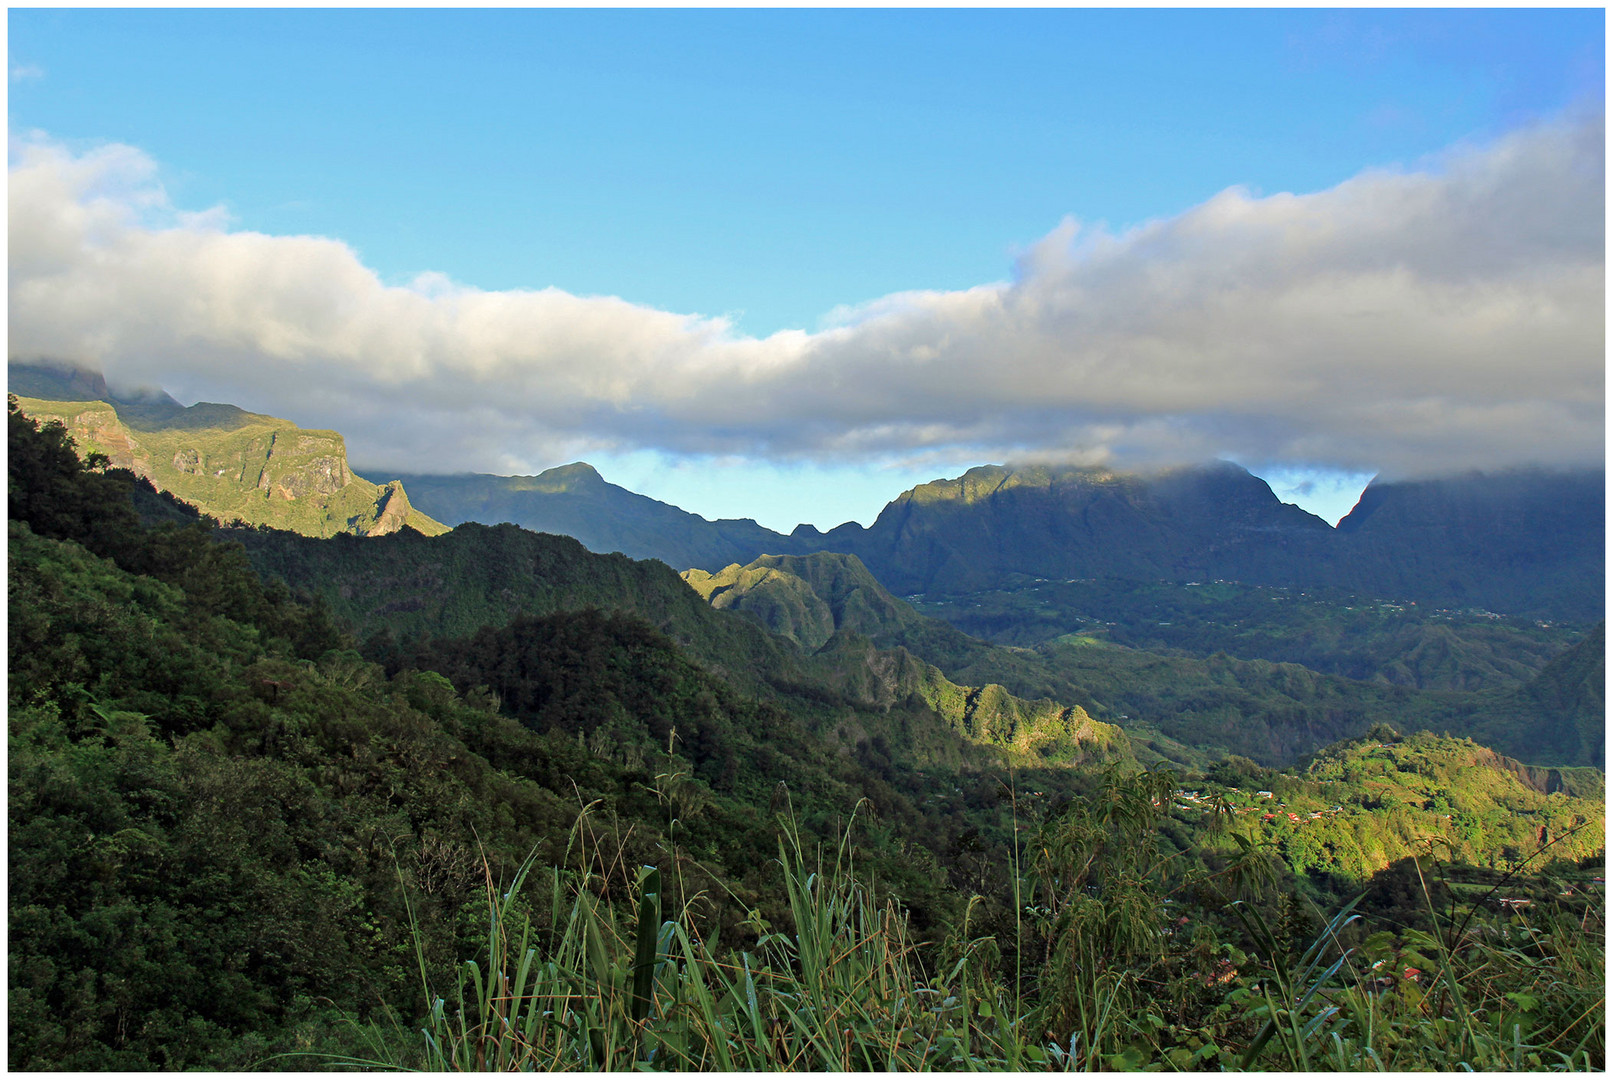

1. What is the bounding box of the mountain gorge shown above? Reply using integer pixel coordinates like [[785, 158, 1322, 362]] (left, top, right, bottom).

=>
[[377, 450, 1603, 768], [679, 550, 1603, 770]]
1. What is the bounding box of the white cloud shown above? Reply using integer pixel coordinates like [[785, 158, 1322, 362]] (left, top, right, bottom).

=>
[[7, 115, 1604, 479], [10, 63, 44, 82]]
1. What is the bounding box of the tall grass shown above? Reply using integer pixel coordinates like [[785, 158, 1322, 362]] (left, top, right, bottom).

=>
[[342, 803, 1044, 1071], [331, 806, 1601, 1072]]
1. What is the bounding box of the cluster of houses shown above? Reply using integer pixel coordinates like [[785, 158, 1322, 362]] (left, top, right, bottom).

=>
[[1174, 787, 1346, 826]]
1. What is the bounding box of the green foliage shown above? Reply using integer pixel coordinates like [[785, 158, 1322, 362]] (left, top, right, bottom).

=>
[[1280, 732, 1601, 876], [338, 791, 1605, 1072], [9, 395, 140, 553], [347, 813, 1063, 1071]]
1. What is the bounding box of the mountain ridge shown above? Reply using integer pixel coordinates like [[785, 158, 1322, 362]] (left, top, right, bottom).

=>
[[399, 457, 1603, 624], [11, 362, 1601, 622], [387, 465, 787, 569]]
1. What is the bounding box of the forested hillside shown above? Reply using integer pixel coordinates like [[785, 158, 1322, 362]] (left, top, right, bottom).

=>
[[919, 577, 1584, 691], [229, 522, 1133, 769], [8, 397, 1605, 1071], [7, 398, 1051, 1066], [676, 552, 1602, 771]]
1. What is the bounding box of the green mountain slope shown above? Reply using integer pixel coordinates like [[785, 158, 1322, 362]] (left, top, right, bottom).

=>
[[1035, 633, 1595, 770], [1191, 730, 1604, 882], [232, 524, 1134, 770], [1334, 470, 1605, 621], [9, 364, 447, 538], [1453, 624, 1606, 767]]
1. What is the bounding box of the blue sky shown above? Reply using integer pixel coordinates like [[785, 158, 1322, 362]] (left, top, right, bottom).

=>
[[8, 9, 1604, 531]]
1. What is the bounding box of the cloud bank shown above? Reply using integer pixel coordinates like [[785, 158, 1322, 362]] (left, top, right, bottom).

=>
[[8, 115, 1604, 479]]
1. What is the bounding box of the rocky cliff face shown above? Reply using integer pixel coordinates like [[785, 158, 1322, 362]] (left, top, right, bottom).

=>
[[259, 432, 354, 500], [362, 481, 417, 537], [40, 401, 150, 475], [9, 370, 447, 539]]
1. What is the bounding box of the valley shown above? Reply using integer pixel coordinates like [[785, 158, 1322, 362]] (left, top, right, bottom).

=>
[[912, 577, 1581, 691], [7, 386, 1605, 1071]]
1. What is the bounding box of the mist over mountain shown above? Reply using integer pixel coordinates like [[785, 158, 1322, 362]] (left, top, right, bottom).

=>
[[801, 462, 1336, 595], [8, 360, 181, 410]]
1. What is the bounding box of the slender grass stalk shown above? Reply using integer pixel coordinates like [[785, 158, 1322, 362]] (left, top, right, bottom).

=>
[[1008, 764, 1025, 1069]]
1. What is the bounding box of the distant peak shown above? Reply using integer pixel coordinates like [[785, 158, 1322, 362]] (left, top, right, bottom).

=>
[[530, 461, 607, 493], [545, 461, 603, 480]]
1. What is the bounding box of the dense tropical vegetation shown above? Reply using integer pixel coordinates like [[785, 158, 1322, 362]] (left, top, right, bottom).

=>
[[8, 396, 1605, 1070]]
